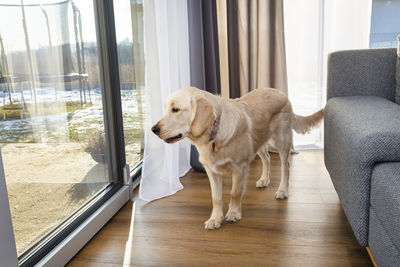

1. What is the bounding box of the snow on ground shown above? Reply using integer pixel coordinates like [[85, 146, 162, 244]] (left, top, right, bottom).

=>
[[0, 88, 144, 143]]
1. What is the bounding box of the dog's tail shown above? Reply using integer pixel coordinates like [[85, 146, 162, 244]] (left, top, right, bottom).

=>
[[292, 109, 324, 134]]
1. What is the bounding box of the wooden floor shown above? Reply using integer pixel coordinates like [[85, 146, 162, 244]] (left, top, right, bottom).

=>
[[68, 150, 372, 266]]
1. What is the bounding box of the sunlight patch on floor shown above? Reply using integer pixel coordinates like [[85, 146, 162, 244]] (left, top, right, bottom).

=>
[[123, 201, 136, 265]]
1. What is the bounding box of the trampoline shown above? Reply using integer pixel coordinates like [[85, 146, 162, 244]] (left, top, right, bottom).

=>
[[0, 0, 91, 115]]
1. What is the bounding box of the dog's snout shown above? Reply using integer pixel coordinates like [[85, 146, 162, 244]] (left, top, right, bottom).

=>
[[151, 124, 160, 135]]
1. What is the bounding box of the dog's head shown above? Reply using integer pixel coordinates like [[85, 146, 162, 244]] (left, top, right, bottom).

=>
[[151, 87, 216, 143]]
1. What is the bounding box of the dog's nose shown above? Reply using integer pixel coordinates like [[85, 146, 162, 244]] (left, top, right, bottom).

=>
[[151, 124, 160, 135]]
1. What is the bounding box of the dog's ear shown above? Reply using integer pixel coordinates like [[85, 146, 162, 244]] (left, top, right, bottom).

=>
[[190, 96, 215, 138]]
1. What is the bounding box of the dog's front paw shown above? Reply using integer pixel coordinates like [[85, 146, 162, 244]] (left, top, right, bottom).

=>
[[204, 216, 223, 230], [256, 177, 270, 188], [275, 190, 289, 199], [225, 210, 241, 222]]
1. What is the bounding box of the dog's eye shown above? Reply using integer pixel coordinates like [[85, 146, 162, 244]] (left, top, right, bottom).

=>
[[172, 107, 180, 113]]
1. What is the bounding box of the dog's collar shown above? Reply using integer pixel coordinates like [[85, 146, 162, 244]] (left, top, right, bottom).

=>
[[209, 114, 221, 142]]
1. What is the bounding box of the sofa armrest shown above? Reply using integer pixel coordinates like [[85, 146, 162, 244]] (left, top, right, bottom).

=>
[[327, 48, 397, 101], [324, 96, 400, 246]]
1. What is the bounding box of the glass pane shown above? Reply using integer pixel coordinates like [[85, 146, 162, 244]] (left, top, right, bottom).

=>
[[0, 0, 109, 255], [113, 0, 145, 170]]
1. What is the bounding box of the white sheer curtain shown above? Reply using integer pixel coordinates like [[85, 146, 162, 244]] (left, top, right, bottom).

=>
[[284, 0, 372, 149], [139, 0, 192, 201]]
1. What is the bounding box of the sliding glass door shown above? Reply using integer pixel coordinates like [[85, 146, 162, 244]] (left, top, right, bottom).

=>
[[0, 0, 137, 265]]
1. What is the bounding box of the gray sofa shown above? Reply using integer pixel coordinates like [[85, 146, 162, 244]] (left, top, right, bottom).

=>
[[324, 48, 400, 267]]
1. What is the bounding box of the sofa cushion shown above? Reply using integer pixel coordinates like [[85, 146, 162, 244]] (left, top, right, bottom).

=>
[[396, 35, 400, 104], [324, 96, 400, 245], [371, 162, 400, 252]]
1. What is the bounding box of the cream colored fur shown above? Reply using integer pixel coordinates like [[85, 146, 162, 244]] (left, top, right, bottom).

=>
[[154, 87, 324, 230]]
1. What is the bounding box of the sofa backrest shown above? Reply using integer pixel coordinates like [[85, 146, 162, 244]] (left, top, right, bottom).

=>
[[327, 48, 397, 103]]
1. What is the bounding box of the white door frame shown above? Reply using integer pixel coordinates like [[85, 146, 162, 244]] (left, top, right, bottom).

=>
[[0, 149, 18, 267]]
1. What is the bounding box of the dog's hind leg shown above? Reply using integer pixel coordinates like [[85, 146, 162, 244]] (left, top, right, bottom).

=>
[[273, 116, 292, 199], [275, 133, 292, 199], [256, 145, 270, 188], [226, 164, 248, 222], [275, 148, 290, 199]]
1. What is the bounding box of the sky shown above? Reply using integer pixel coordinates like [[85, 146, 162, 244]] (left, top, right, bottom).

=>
[[0, 0, 134, 52]]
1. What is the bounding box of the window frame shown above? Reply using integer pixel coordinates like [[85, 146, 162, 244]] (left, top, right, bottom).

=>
[[0, 150, 18, 267]]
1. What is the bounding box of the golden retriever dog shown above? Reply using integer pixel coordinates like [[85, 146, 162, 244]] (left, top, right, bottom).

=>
[[151, 87, 323, 230]]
